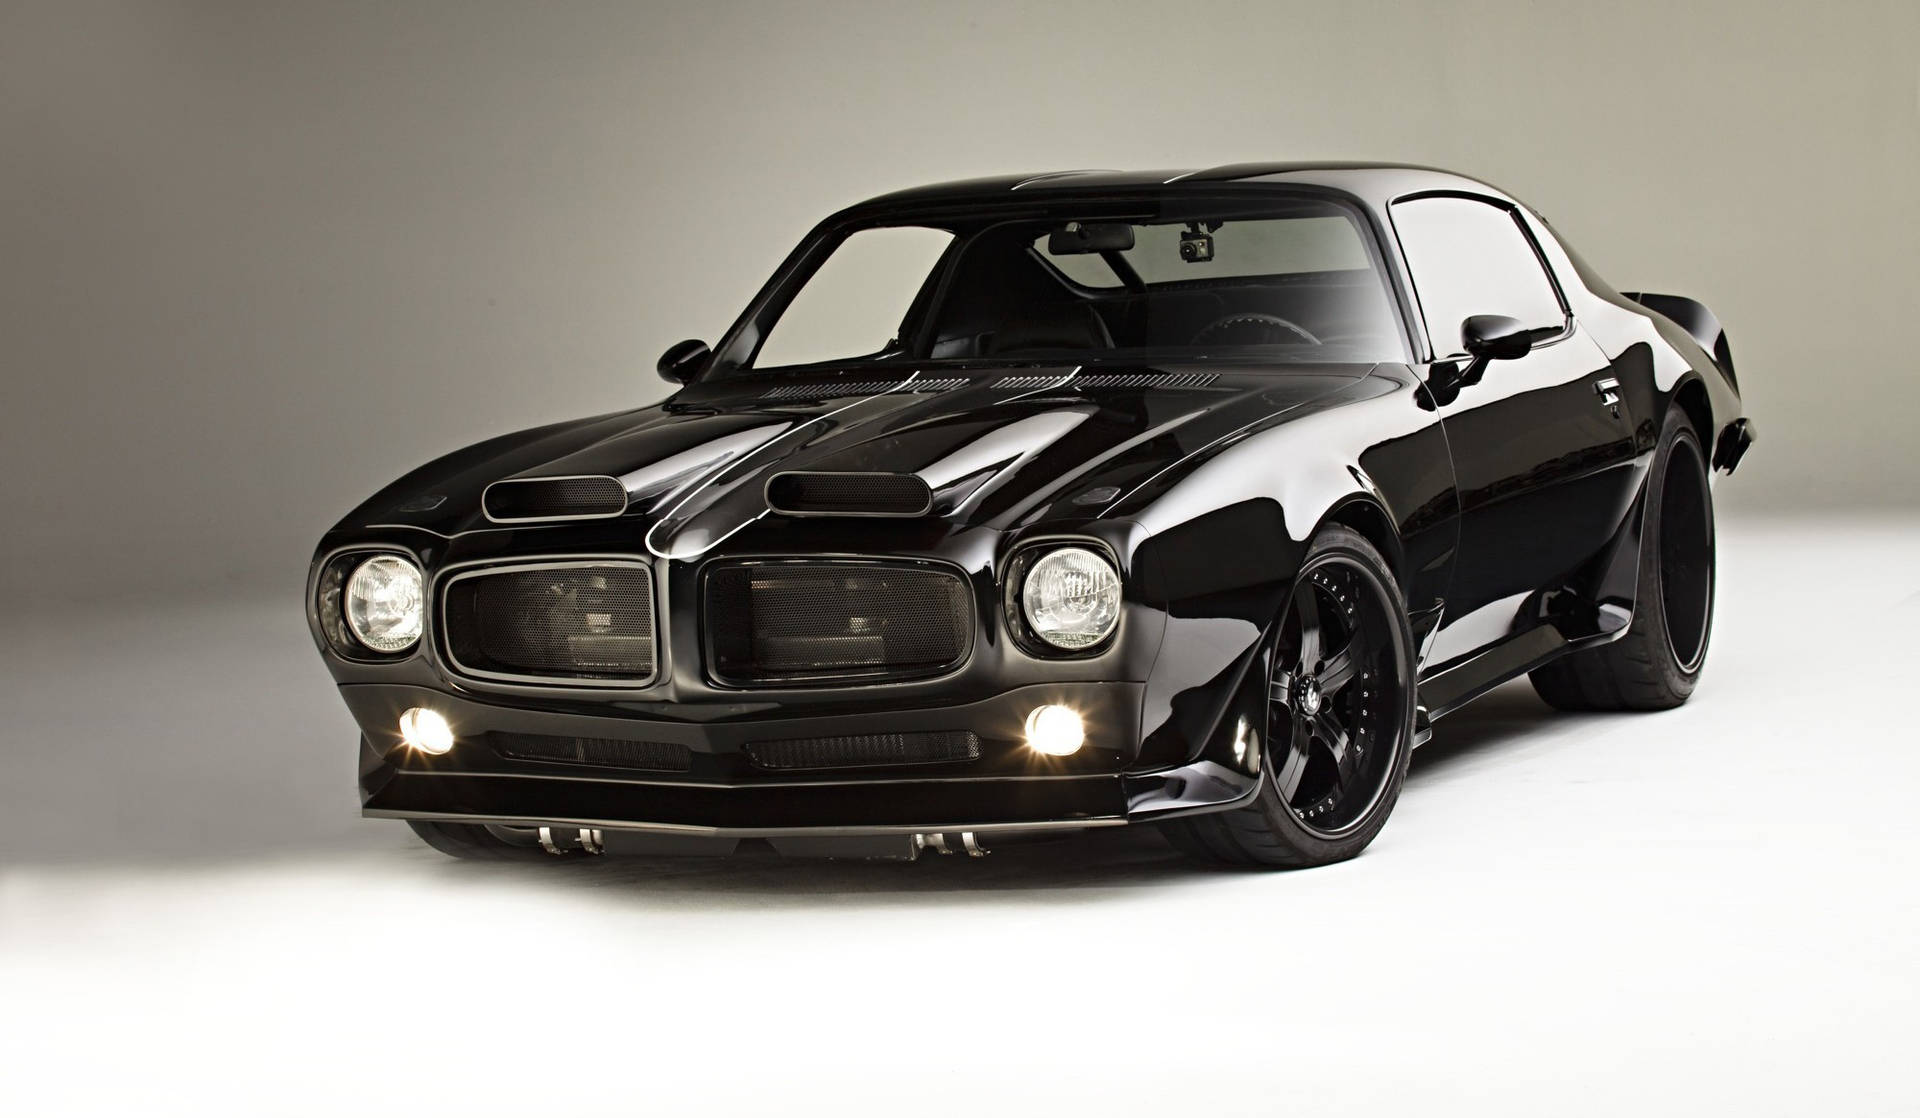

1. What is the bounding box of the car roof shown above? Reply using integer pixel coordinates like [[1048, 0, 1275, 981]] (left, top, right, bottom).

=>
[[847, 163, 1518, 214]]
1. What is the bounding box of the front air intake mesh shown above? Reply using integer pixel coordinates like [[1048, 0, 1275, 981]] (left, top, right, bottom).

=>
[[765, 472, 932, 517], [705, 561, 972, 684], [483, 476, 627, 523], [746, 730, 981, 772], [493, 732, 690, 772], [443, 562, 657, 684]]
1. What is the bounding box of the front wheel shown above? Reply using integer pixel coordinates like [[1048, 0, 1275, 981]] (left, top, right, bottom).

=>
[[1161, 525, 1417, 868], [407, 820, 593, 861]]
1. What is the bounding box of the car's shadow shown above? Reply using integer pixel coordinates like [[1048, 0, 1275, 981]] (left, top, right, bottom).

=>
[[470, 682, 1567, 905]]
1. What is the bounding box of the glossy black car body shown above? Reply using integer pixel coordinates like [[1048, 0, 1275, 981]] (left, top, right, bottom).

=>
[[307, 163, 1751, 860]]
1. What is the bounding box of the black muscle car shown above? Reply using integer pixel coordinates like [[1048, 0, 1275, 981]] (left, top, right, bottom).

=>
[[307, 163, 1753, 868]]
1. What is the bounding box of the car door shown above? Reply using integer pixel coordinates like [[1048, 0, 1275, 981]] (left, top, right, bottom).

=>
[[1389, 194, 1640, 669]]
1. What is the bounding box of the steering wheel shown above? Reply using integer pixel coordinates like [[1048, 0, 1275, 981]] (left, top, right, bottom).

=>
[[1190, 312, 1320, 347]]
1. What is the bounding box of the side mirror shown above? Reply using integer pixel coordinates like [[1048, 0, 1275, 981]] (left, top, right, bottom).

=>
[[1426, 316, 1533, 407], [657, 339, 710, 385], [1461, 315, 1533, 361]]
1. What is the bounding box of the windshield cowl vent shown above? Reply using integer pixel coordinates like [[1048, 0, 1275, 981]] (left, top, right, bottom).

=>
[[996, 371, 1219, 390], [760, 378, 966, 402]]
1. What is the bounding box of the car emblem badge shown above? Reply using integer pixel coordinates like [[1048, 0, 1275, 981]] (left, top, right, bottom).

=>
[[1298, 679, 1323, 716]]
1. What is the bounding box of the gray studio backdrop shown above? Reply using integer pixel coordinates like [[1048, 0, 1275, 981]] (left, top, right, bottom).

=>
[[4, 0, 1916, 605]]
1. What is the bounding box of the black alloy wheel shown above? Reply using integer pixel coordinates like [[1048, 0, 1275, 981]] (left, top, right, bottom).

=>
[[1162, 525, 1416, 867], [1529, 407, 1715, 710], [1268, 561, 1403, 837]]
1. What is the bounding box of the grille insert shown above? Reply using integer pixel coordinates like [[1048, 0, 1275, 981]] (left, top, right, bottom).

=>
[[483, 476, 627, 523], [443, 562, 657, 684], [746, 731, 980, 772], [765, 472, 932, 517], [493, 732, 690, 772], [706, 561, 972, 684]]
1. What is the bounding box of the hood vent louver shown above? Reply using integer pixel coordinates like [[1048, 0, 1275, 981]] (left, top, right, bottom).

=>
[[482, 476, 628, 523], [765, 472, 933, 517]]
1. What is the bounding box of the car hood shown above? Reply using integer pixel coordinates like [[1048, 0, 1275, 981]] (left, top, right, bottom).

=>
[[339, 363, 1375, 554]]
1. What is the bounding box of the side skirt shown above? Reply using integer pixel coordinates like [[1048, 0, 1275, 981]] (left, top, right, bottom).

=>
[[1414, 620, 1629, 725]]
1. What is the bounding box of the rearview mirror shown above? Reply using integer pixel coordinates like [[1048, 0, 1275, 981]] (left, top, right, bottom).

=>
[[1046, 222, 1135, 255], [1461, 315, 1533, 361], [657, 339, 710, 384]]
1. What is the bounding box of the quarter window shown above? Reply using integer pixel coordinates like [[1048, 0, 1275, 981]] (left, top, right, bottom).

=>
[[1390, 197, 1565, 358]]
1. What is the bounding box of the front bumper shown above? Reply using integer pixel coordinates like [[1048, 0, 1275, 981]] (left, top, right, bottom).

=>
[[346, 680, 1254, 836]]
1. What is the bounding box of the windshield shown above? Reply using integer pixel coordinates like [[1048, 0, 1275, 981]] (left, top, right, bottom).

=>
[[715, 195, 1408, 376]]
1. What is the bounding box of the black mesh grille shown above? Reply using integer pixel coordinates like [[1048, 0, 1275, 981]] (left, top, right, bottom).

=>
[[746, 731, 980, 771], [483, 476, 627, 522], [492, 732, 690, 772], [765, 473, 931, 516], [443, 563, 656, 683], [706, 562, 972, 684]]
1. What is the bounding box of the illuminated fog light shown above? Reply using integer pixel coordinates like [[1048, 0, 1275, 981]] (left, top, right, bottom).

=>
[[398, 707, 455, 755], [1024, 704, 1085, 757]]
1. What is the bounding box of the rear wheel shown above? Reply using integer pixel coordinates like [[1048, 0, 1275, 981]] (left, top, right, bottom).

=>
[[1530, 407, 1715, 710], [1162, 526, 1416, 868]]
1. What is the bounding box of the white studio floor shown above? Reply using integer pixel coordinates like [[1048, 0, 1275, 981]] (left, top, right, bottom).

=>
[[3, 515, 1916, 1116]]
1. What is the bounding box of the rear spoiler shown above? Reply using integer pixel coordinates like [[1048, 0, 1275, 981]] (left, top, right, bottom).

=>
[[1620, 291, 1736, 388]]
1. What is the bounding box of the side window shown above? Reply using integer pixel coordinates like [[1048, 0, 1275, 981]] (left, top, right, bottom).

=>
[[1390, 197, 1566, 358], [753, 226, 953, 368]]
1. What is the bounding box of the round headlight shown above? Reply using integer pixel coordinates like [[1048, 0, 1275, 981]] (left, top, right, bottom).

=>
[[343, 555, 424, 653], [1021, 546, 1121, 650]]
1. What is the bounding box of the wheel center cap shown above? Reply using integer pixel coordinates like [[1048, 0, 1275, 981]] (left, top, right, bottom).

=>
[[1298, 678, 1323, 716]]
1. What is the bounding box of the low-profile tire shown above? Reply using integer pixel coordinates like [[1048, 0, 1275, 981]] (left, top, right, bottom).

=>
[[1161, 525, 1417, 868], [1530, 407, 1715, 712], [406, 820, 583, 861]]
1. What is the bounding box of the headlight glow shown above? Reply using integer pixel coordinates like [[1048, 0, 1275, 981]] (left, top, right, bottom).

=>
[[1020, 546, 1120, 650], [344, 554, 424, 653]]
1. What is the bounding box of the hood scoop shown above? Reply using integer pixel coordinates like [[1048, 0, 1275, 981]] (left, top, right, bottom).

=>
[[482, 475, 628, 523], [765, 472, 932, 517], [760, 377, 967, 402]]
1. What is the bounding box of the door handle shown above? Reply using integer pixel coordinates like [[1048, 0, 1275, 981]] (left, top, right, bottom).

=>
[[1594, 377, 1622, 412]]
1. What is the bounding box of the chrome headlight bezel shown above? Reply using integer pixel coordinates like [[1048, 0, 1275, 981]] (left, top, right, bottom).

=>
[[1010, 542, 1123, 655]]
